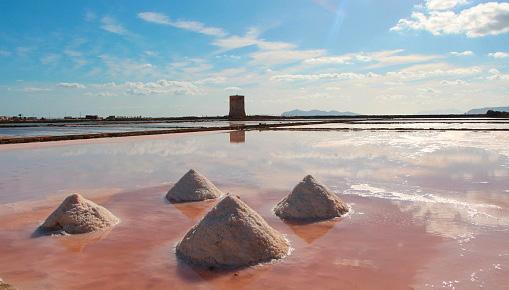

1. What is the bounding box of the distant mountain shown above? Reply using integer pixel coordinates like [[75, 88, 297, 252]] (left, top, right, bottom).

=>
[[417, 109, 463, 115], [282, 109, 358, 117], [467, 106, 509, 114]]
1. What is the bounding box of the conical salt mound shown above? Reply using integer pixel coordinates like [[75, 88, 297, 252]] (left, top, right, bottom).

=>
[[37, 193, 119, 235], [274, 175, 349, 221], [0, 279, 16, 290], [166, 169, 223, 203], [176, 194, 290, 269]]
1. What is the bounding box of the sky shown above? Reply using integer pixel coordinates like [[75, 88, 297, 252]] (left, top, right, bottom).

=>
[[0, 0, 508, 117]]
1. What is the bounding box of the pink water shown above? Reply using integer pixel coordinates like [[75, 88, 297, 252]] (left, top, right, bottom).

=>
[[0, 130, 508, 289]]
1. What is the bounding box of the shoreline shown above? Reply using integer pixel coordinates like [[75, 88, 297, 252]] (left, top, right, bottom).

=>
[[0, 113, 503, 125], [264, 127, 509, 132], [2, 117, 509, 145], [0, 122, 509, 146], [0, 121, 330, 145]]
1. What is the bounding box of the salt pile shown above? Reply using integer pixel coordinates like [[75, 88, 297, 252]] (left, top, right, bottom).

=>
[[0, 279, 16, 290], [37, 193, 119, 235], [166, 169, 223, 203], [274, 175, 349, 221], [176, 194, 289, 269]]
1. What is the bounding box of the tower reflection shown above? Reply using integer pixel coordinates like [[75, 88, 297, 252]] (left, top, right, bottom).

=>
[[229, 130, 246, 144]]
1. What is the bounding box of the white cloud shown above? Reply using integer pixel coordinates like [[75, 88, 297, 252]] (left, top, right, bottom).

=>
[[487, 68, 509, 80], [174, 20, 227, 37], [212, 28, 294, 51], [271, 63, 483, 82], [426, 0, 470, 11], [271, 72, 376, 81], [58, 82, 86, 89], [94, 82, 118, 88], [144, 50, 158, 57], [23, 87, 51, 92], [138, 12, 226, 37], [386, 63, 482, 80], [123, 80, 201, 95], [101, 16, 129, 35], [88, 80, 201, 96], [488, 51, 509, 58], [440, 79, 468, 85], [194, 76, 226, 85], [418, 87, 441, 94], [212, 33, 260, 50], [305, 49, 442, 68], [391, 2, 509, 37], [137, 12, 169, 24], [138, 12, 324, 67], [304, 55, 354, 65], [84, 91, 116, 97], [450, 50, 474, 56], [215, 54, 241, 60], [250, 49, 325, 65], [209, 27, 323, 65], [224, 86, 243, 92], [99, 55, 156, 78]]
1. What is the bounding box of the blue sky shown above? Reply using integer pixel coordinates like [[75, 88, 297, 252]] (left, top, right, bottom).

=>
[[0, 0, 508, 117]]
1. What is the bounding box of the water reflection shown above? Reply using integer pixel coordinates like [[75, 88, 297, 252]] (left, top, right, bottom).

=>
[[229, 130, 245, 144], [57, 228, 113, 253], [176, 259, 270, 290], [0, 130, 508, 289], [284, 219, 338, 244], [171, 200, 216, 221], [1, 131, 508, 235]]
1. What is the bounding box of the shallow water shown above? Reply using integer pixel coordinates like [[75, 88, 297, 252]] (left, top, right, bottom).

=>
[[2, 118, 508, 138], [0, 120, 303, 137], [285, 121, 509, 130], [0, 130, 508, 289]]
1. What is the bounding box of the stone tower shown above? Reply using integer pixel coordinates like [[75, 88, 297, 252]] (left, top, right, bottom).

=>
[[229, 95, 246, 119]]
